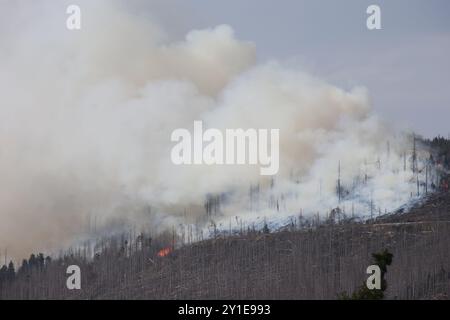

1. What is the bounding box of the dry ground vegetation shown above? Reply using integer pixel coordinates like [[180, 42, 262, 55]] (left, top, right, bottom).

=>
[[1, 137, 450, 300]]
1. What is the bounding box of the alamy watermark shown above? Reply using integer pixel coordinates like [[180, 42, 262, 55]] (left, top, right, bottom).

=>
[[170, 121, 280, 176], [65, 4, 381, 32], [366, 265, 381, 289], [367, 5, 382, 30], [66, 265, 81, 290], [66, 5, 81, 30]]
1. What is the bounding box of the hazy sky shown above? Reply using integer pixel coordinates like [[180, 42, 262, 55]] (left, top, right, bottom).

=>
[[2, 0, 449, 137], [140, 0, 450, 138]]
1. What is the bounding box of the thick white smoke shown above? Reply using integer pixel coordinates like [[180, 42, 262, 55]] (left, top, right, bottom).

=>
[[0, 1, 430, 259]]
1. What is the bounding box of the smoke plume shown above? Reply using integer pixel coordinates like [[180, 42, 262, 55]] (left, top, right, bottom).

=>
[[0, 1, 429, 260]]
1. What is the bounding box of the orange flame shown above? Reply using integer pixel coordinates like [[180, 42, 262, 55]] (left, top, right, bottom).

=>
[[157, 247, 172, 257]]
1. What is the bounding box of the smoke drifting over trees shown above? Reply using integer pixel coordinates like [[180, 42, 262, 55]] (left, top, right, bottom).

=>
[[0, 1, 439, 260]]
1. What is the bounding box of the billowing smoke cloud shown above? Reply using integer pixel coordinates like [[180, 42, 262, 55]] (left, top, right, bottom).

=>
[[0, 1, 430, 259]]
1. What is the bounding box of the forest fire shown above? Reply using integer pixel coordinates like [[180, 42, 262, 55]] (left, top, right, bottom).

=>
[[157, 247, 172, 257]]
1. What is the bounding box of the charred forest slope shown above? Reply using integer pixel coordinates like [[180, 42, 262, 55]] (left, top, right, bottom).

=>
[[2, 190, 450, 300], [100, 192, 450, 300]]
